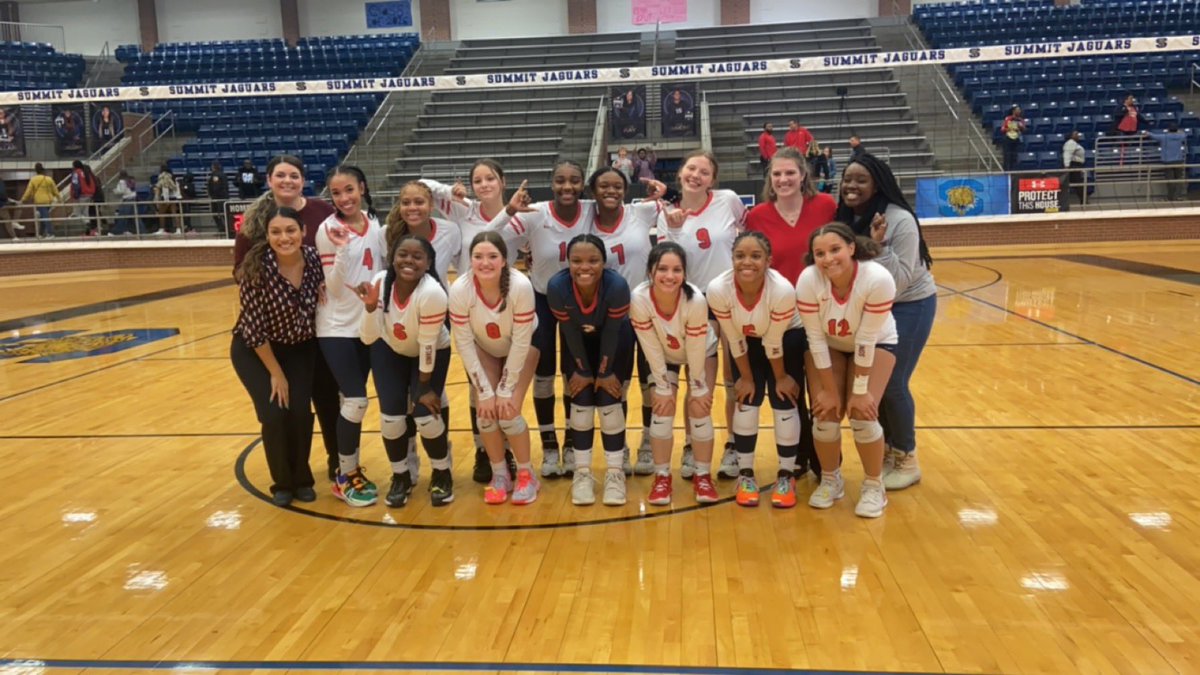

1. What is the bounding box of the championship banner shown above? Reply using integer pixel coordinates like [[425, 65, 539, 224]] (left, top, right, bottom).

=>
[[611, 85, 646, 140], [2, 36, 1198, 105], [52, 104, 86, 157], [661, 83, 696, 138], [89, 102, 125, 153], [915, 175, 1011, 218], [0, 105, 24, 158], [1011, 173, 1066, 214]]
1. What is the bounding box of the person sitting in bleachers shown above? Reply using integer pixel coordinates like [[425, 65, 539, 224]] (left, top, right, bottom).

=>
[[1001, 106, 1026, 171]]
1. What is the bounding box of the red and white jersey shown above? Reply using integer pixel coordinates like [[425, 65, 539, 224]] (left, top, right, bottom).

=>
[[422, 178, 516, 272], [706, 268, 801, 360], [361, 272, 451, 372], [630, 281, 715, 397], [503, 201, 597, 294], [424, 217, 463, 291], [448, 268, 537, 399], [591, 201, 660, 290], [658, 189, 746, 290], [796, 260, 898, 370], [315, 212, 387, 338]]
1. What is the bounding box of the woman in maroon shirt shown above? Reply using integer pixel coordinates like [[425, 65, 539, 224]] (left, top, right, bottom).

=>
[[231, 206, 324, 506], [234, 155, 340, 480]]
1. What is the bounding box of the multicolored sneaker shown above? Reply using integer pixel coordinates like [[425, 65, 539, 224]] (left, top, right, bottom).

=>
[[693, 473, 719, 503], [333, 468, 378, 507], [679, 444, 696, 479], [648, 473, 673, 506], [511, 469, 540, 505], [385, 472, 414, 508], [735, 472, 759, 507], [484, 472, 511, 505], [430, 468, 454, 507], [771, 471, 797, 509]]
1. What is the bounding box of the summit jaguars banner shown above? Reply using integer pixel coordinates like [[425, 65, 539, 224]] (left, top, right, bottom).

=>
[[916, 175, 1011, 219]]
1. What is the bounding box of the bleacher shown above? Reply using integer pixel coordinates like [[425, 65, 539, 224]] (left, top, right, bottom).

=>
[[675, 20, 879, 62], [117, 34, 418, 193], [917, 0, 1200, 174], [444, 33, 639, 75], [0, 40, 84, 91]]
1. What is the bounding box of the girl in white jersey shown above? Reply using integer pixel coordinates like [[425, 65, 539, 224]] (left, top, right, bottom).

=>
[[659, 150, 746, 481], [357, 235, 456, 508], [316, 166, 388, 508], [796, 222, 898, 519], [630, 242, 720, 506], [449, 232, 541, 505], [706, 232, 808, 509]]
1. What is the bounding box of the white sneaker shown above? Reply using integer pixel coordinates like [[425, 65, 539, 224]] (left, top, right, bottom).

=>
[[571, 468, 596, 505], [855, 480, 888, 518], [881, 443, 896, 476], [883, 448, 922, 491], [153, 229, 167, 236], [602, 468, 627, 506], [11, 221, 24, 231], [717, 442, 739, 479], [634, 437, 654, 475], [679, 444, 696, 479], [561, 448, 577, 476], [808, 474, 845, 509], [541, 447, 562, 478], [622, 447, 634, 476]]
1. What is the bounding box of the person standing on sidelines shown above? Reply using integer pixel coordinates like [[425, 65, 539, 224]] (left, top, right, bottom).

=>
[[20, 163, 59, 239], [1061, 130, 1086, 208], [757, 123, 778, 174], [797, 222, 898, 518], [784, 120, 812, 155], [1000, 106, 1026, 171], [230, 206, 323, 506], [207, 161, 230, 234]]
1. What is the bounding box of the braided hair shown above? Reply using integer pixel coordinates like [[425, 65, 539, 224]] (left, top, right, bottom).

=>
[[646, 241, 694, 300], [833, 153, 933, 268], [469, 231, 511, 312], [733, 230, 772, 258], [566, 233, 607, 262], [383, 234, 440, 313]]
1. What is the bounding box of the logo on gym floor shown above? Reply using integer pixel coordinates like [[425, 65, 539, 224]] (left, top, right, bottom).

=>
[[0, 328, 180, 363]]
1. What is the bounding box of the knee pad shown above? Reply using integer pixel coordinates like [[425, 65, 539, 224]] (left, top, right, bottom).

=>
[[649, 414, 674, 440], [689, 415, 715, 442], [440, 389, 450, 407], [477, 416, 499, 434], [772, 408, 800, 446], [850, 418, 884, 444], [340, 397, 369, 424], [569, 404, 595, 432], [599, 403, 625, 435], [621, 380, 631, 401], [813, 418, 842, 443], [533, 375, 555, 399], [498, 415, 528, 436], [380, 414, 406, 440], [414, 414, 446, 439], [731, 405, 760, 436]]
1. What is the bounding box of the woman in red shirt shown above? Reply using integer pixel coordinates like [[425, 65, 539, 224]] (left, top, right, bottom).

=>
[[745, 147, 837, 285]]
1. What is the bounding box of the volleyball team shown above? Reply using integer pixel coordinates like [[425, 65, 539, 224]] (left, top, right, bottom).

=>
[[229, 146, 936, 519]]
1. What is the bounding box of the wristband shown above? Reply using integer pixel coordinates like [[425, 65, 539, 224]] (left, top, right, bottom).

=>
[[852, 375, 870, 396]]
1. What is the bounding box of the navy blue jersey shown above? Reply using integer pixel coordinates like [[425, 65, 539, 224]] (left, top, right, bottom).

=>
[[547, 268, 630, 378]]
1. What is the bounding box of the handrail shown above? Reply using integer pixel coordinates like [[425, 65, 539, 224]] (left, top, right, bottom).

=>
[[700, 90, 712, 151], [1191, 62, 1200, 95], [585, 94, 609, 179], [83, 41, 111, 88]]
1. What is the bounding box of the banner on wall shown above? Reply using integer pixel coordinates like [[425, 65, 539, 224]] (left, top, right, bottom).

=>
[[1011, 173, 1065, 214], [89, 102, 124, 153], [0, 106, 25, 158], [633, 0, 687, 25], [51, 104, 86, 157], [365, 1, 412, 28], [661, 83, 696, 137], [610, 85, 646, 140], [915, 175, 1011, 218]]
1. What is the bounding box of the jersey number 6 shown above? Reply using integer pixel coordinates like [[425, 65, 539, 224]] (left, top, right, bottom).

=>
[[392, 323, 408, 340]]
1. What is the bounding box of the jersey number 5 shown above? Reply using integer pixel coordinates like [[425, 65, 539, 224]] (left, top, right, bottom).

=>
[[826, 319, 851, 337], [392, 323, 408, 340]]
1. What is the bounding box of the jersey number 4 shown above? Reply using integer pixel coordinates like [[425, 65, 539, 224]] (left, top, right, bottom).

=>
[[362, 249, 374, 270], [827, 319, 851, 337]]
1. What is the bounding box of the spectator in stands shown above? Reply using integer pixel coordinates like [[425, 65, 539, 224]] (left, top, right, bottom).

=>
[[1001, 106, 1026, 172], [1113, 95, 1144, 137], [757, 123, 778, 174], [179, 171, 198, 233], [834, 153, 935, 493], [1061, 130, 1086, 208], [612, 147, 634, 182], [784, 120, 812, 154], [208, 161, 230, 233], [633, 147, 657, 193], [153, 164, 182, 235], [0, 176, 24, 241], [805, 140, 823, 175], [815, 146, 836, 194], [111, 170, 138, 235], [70, 160, 99, 235], [1144, 123, 1188, 201], [20, 163, 58, 239], [237, 159, 262, 199], [848, 135, 866, 162]]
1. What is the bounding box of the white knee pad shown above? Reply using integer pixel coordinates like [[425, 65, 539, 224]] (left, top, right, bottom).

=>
[[477, 416, 499, 434], [498, 415, 528, 436], [850, 418, 884, 444], [440, 390, 450, 407], [813, 418, 842, 443], [340, 397, 369, 424], [599, 403, 626, 435], [533, 375, 556, 399], [414, 414, 446, 439], [689, 415, 715, 442], [649, 414, 674, 440], [731, 405, 760, 436], [772, 409, 801, 446], [380, 414, 407, 440], [569, 404, 595, 432]]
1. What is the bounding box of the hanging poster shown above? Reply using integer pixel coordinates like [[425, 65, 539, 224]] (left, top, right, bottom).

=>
[[633, 0, 687, 25], [52, 104, 86, 157], [0, 106, 25, 158], [90, 102, 125, 153], [610, 85, 646, 140], [661, 83, 696, 137]]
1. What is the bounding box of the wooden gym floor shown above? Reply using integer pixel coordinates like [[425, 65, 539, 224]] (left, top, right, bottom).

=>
[[0, 241, 1197, 675]]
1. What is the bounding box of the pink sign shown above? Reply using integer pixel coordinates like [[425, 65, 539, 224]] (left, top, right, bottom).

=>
[[632, 0, 687, 25]]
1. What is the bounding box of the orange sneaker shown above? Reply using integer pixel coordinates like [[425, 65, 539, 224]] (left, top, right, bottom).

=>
[[771, 471, 796, 509], [483, 472, 511, 505], [735, 473, 759, 507]]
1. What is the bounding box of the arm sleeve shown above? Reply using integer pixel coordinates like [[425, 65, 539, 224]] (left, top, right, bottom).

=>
[[854, 271, 897, 369], [420, 178, 470, 222], [706, 282, 746, 359], [871, 208, 922, 297], [549, 282, 592, 376], [448, 282, 493, 400], [417, 286, 448, 374], [761, 281, 796, 359], [499, 208, 537, 254], [237, 281, 268, 349], [497, 277, 536, 398], [795, 273, 831, 370], [683, 294, 711, 398], [596, 277, 631, 378], [630, 200, 663, 232], [630, 295, 672, 396]]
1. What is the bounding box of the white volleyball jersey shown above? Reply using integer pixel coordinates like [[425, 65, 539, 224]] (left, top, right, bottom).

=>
[[658, 189, 746, 290], [629, 281, 715, 397], [796, 260, 898, 370], [425, 217, 463, 291], [315, 212, 387, 338], [591, 201, 660, 290], [422, 178, 517, 271], [705, 267, 801, 360], [448, 267, 537, 399], [361, 272, 451, 372], [504, 200, 597, 294]]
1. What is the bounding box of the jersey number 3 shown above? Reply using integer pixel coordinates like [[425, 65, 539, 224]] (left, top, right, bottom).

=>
[[826, 319, 851, 337]]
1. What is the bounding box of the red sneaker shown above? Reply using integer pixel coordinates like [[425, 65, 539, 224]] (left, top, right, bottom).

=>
[[647, 473, 672, 506], [693, 473, 719, 503]]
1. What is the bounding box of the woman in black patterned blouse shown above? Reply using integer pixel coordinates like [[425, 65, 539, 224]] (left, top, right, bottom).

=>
[[231, 206, 325, 506]]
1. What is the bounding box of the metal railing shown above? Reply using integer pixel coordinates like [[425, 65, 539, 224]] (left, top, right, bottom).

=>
[[1191, 62, 1200, 95], [585, 95, 609, 179], [700, 91, 712, 151], [2, 196, 238, 241], [83, 41, 112, 88]]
